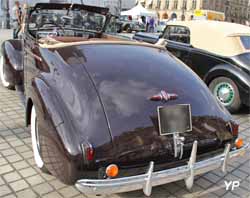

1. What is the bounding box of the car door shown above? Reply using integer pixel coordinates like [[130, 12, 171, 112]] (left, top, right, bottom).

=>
[[162, 25, 192, 66], [188, 48, 224, 79]]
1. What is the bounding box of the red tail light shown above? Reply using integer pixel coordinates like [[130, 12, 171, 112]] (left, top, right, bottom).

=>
[[81, 142, 94, 163], [231, 123, 239, 136], [228, 122, 239, 136]]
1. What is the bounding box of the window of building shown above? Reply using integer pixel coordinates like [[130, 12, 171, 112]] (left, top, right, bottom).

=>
[[173, 0, 178, 9], [192, 0, 197, 9], [156, 0, 161, 9], [165, 0, 170, 9], [183, 0, 187, 10], [163, 26, 191, 44]]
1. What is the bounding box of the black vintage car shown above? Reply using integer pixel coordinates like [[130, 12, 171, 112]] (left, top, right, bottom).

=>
[[118, 15, 146, 33], [133, 21, 250, 112], [0, 3, 249, 196]]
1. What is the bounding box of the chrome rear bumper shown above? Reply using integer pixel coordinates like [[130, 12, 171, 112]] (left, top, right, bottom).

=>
[[75, 141, 250, 196]]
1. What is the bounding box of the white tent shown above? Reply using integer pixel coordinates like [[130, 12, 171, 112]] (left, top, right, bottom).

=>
[[121, 3, 157, 18]]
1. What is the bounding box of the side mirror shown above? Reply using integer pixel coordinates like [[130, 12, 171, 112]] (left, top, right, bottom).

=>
[[155, 38, 167, 47]]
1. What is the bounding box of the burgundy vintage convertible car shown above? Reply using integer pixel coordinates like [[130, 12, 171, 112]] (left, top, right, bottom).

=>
[[0, 3, 249, 196]]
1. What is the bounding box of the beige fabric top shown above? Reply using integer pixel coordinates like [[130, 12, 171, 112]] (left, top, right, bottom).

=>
[[39, 36, 165, 50], [167, 20, 250, 57]]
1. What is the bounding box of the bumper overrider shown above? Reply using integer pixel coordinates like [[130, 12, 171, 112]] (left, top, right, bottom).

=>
[[75, 141, 250, 196]]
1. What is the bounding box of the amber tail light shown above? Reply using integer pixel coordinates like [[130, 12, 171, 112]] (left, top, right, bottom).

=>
[[81, 141, 94, 163], [235, 138, 243, 149], [106, 164, 119, 178]]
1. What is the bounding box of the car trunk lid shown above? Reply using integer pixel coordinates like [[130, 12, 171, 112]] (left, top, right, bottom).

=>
[[58, 43, 234, 166]]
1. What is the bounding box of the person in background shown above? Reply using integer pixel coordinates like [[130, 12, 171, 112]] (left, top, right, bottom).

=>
[[20, 3, 28, 34], [154, 17, 158, 32], [146, 16, 150, 32], [149, 17, 155, 33], [141, 16, 146, 24], [12, 1, 22, 38], [138, 16, 143, 24]]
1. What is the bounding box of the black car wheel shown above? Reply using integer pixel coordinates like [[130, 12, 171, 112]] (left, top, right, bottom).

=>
[[124, 25, 132, 33], [209, 77, 241, 112], [0, 55, 14, 89], [31, 105, 77, 184]]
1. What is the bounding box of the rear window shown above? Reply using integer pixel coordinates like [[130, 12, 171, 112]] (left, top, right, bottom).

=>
[[240, 36, 250, 50], [163, 25, 190, 44]]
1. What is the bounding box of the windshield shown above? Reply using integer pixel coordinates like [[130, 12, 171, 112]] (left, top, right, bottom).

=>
[[28, 8, 107, 39], [240, 36, 250, 50]]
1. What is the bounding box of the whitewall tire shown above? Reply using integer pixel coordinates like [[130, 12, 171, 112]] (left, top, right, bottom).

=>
[[31, 106, 44, 168], [0, 55, 11, 88]]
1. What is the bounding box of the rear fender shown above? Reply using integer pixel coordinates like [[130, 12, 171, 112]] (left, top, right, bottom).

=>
[[204, 64, 250, 105], [1, 39, 23, 85], [204, 64, 250, 89], [27, 78, 81, 156]]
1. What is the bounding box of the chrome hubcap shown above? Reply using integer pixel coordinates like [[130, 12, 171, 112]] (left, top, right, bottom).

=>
[[214, 82, 235, 106]]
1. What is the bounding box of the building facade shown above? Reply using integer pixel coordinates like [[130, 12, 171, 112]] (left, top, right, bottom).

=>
[[138, 0, 250, 24], [224, 0, 249, 24], [81, 0, 135, 12]]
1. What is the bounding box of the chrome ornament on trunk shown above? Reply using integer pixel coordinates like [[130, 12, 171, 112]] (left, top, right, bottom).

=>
[[150, 90, 178, 102]]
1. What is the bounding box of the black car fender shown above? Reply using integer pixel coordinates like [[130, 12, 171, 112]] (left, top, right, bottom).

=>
[[204, 64, 250, 90], [1, 40, 23, 85], [27, 77, 82, 157]]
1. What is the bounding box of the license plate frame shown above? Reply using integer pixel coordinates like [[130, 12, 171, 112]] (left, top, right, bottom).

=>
[[157, 104, 192, 136]]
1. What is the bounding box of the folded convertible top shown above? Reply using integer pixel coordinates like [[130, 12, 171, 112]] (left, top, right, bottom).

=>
[[32, 3, 109, 15]]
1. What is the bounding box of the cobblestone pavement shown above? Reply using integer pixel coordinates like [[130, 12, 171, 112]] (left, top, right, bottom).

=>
[[0, 30, 250, 198]]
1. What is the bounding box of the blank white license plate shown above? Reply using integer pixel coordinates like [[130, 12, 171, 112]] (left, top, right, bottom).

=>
[[157, 104, 192, 135]]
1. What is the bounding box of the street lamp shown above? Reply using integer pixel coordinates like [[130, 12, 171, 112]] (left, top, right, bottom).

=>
[[114, 0, 122, 15], [118, 0, 122, 13], [1, 0, 10, 29]]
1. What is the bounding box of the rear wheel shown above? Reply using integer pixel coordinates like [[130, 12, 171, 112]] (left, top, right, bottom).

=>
[[0, 55, 14, 89], [209, 77, 241, 113], [30, 105, 77, 184]]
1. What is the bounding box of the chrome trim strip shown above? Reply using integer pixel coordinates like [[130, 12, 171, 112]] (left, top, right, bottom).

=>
[[222, 144, 230, 173], [75, 143, 250, 196], [143, 161, 154, 196], [185, 140, 198, 189]]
